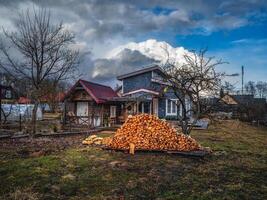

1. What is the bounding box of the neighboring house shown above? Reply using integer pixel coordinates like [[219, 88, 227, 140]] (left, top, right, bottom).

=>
[[116, 65, 192, 120], [208, 94, 266, 121], [40, 92, 65, 112], [0, 84, 17, 103], [18, 97, 32, 104], [63, 79, 119, 127]]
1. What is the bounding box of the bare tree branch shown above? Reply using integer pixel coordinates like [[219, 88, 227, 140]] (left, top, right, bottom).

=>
[[0, 8, 79, 134], [161, 47, 226, 135]]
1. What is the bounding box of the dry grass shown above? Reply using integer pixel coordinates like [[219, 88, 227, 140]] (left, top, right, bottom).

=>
[[0, 120, 266, 200], [5, 187, 40, 200]]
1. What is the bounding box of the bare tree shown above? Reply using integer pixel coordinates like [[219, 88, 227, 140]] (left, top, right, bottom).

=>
[[222, 81, 235, 94], [256, 81, 267, 98], [40, 79, 67, 113], [162, 49, 225, 135], [0, 104, 12, 124], [245, 81, 256, 96], [0, 8, 79, 134]]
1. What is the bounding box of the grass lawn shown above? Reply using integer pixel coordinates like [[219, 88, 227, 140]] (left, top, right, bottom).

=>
[[0, 120, 266, 199]]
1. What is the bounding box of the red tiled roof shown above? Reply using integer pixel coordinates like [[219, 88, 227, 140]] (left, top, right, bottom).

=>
[[65, 79, 118, 104]]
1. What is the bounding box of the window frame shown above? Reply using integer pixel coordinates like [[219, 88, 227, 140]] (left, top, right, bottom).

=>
[[5, 90, 12, 99], [110, 106, 116, 118], [165, 99, 178, 116]]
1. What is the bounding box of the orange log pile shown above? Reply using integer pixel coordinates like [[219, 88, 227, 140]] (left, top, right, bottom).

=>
[[105, 114, 201, 151]]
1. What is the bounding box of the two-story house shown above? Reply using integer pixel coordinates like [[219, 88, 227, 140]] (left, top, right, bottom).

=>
[[116, 65, 192, 120]]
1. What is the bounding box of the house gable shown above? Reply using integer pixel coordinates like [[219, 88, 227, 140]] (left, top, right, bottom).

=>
[[122, 71, 154, 94], [71, 88, 94, 101], [65, 79, 118, 104], [220, 94, 238, 105], [118, 66, 166, 95]]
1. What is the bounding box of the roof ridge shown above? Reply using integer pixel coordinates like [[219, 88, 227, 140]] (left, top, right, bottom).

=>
[[117, 65, 163, 80], [79, 79, 113, 89]]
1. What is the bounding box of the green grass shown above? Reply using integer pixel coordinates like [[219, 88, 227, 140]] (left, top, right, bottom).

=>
[[0, 120, 266, 199]]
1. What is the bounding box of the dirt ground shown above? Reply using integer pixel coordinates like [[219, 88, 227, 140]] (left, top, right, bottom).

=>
[[0, 134, 89, 159]]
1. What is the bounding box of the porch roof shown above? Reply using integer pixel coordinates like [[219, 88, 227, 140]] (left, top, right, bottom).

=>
[[107, 96, 153, 102]]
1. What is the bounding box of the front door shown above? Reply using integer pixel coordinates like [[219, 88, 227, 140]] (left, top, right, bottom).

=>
[[153, 98, 158, 117], [76, 102, 88, 124]]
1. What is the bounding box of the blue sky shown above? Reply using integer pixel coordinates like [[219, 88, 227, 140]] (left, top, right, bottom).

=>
[[0, 0, 266, 86], [177, 23, 267, 87], [138, 3, 267, 87]]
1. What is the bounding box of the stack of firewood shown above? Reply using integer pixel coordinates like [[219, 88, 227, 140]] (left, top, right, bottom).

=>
[[106, 114, 201, 151]]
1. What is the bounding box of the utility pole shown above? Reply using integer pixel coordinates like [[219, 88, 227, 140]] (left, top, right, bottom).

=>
[[241, 66, 244, 95]]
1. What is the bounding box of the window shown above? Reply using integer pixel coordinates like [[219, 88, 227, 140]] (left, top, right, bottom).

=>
[[166, 99, 178, 116], [110, 106, 116, 118], [5, 90, 12, 99]]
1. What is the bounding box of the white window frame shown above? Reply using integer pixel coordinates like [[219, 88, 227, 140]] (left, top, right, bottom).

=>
[[110, 106, 116, 118], [166, 99, 178, 116], [5, 90, 12, 99]]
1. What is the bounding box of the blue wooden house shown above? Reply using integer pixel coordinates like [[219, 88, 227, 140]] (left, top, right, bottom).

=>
[[115, 65, 192, 120]]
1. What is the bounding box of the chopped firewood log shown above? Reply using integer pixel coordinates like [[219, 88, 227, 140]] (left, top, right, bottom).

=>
[[82, 135, 103, 145], [105, 114, 201, 152], [129, 143, 135, 155]]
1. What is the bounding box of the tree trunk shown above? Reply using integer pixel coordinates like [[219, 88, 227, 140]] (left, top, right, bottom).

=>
[[31, 102, 39, 135]]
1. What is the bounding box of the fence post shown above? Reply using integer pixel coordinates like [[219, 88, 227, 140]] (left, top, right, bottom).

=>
[[19, 114, 22, 131]]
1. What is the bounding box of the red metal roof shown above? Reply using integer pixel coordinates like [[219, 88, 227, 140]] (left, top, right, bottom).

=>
[[18, 97, 31, 104], [65, 79, 118, 104], [40, 92, 65, 102]]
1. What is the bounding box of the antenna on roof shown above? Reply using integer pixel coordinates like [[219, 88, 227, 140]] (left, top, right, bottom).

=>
[[241, 66, 244, 95]]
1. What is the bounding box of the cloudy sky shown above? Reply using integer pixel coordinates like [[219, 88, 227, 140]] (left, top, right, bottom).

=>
[[0, 0, 266, 88]]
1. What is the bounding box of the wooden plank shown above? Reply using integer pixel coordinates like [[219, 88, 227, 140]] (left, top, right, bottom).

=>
[[166, 150, 210, 157], [102, 146, 210, 157]]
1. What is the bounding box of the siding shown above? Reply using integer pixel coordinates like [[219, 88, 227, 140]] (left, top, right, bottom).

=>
[[158, 98, 166, 118], [123, 72, 153, 93]]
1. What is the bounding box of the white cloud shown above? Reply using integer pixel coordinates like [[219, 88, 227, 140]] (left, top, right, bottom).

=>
[[0, 0, 266, 86]]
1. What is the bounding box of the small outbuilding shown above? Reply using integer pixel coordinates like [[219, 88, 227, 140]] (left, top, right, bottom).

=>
[[63, 79, 119, 127]]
